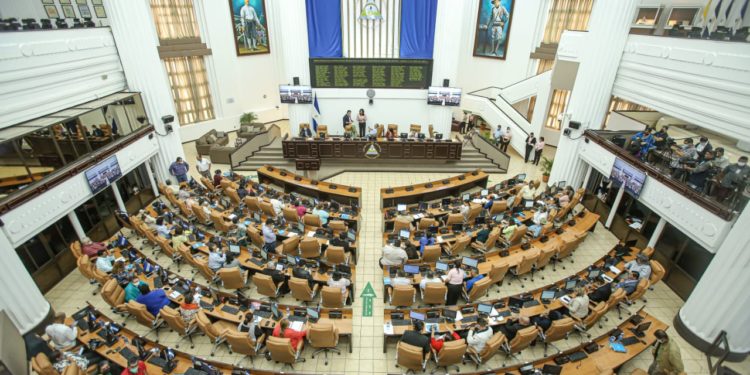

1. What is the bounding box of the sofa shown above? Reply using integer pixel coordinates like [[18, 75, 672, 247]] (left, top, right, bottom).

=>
[[238, 122, 265, 139], [209, 145, 234, 164], [195, 129, 229, 155]]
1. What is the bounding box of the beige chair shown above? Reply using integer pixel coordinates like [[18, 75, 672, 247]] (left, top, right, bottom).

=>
[[317, 125, 328, 137], [641, 246, 655, 258], [323, 245, 349, 265], [100, 279, 127, 314], [289, 276, 320, 303], [244, 196, 261, 213], [552, 235, 577, 270], [488, 263, 510, 292], [376, 124, 384, 137], [431, 339, 467, 374], [248, 227, 265, 251], [157, 236, 182, 270], [532, 243, 558, 280], [601, 287, 628, 321], [267, 336, 305, 369], [502, 224, 527, 247], [259, 200, 276, 218], [470, 227, 500, 254], [409, 124, 422, 134], [299, 237, 321, 259], [627, 278, 650, 305], [279, 236, 301, 256], [303, 213, 322, 228], [77, 255, 107, 295], [225, 188, 241, 206], [216, 267, 249, 291], [509, 248, 540, 287], [421, 282, 447, 305], [502, 326, 539, 366], [428, 124, 434, 138], [328, 220, 347, 233], [283, 207, 300, 223], [321, 285, 348, 308], [489, 200, 508, 216], [308, 322, 341, 365], [417, 217, 437, 230], [195, 310, 233, 355], [442, 235, 471, 256], [573, 302, 607, 338], [467, 332, 505, 370], [193, 256, 216, 284], [462, 277, 491, 303], [32, 352, 97, 375], [69, 241, 82, 258], [422, 245, 442, 263], [200, 177, 215, 191], [389, 285, 416, 307], [649, 260, 665, 288], [396, 341, 429, 373], [191, 203, 211, 225], [253, 273, 283, 300], [466, 204, 482, 222], [125, 300, 163, 341], [393, 218, 412, 234], [445, 213, 463, 226], [225, 330, 264, 367], [160, 306, 197, 349], [538, 317, 575, 356]]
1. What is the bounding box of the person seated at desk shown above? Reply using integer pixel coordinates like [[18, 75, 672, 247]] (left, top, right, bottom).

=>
[[135, 284, 171, 317], [299, 125, 313, 138], [329, 232, 353, 255], [231, 216, 248, 239], [294, 200, 308, 218], [400, 320, 431, 355], [91, 124, 104, 137], [520, 181, 540, 202], [124, 275, 146, 302], [459, 201, 471, 222], [714, 155, 750, 202], [273, 319, 306, 350], [122, 357, 147, 375], [625, 254, 652, 280], [212, 169, 223, 187], [395, 210, 414, 229], [95, 249, 115, 273], [420, 270, 442, 291], [501, 220, 517, 239], [380, 240, 407, 268], [111, 262, 130, 287], [238, 311, 264, 340], [270, 197, 284, 218], [385, 127, 397, 140], [531, 309, 562, 332], [262, 219, 277, 253], [615, 272, 640, 295], [391, 270, 412, 287], [171, 227, 188, 251], [155, 217, 170, 239], [312, 203, 330, 226], [670, 139, 698, 179], [464, 269, 484, 292], [207, 243, 226, 273], [498, 314, 531, 341], [444, 264, 466, 305], [419, 231, 436, 255], [466, 317, 493, 353], [695, 136, 713, 160], [292, 263, 315, 288], [179, 291, 200, 325], [431, 328, 461, 353], [177, 185, 191, 200], [652, 126, 669, 149], [81, 237, 106, 258], [557, 187, 572, 207], [687, 150, 719, 192], [327, 270, 351, 294], [563, 287, 589, 319], [262, 260, 290, 295], [405, 243, 420, 260], [223, 251, 241, 268], [528, 206, 549, 238], [474, 224, 492, 244], [589, 282, 613, 303]]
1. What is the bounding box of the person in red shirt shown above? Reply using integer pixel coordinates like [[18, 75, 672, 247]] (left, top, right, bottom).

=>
[[81, 237, 106, 258], [213, 169, 223, 187], [430, 328, 461, 353], [121, 357, 146, 375], [272, 319, 306, 350], [295, 201, 307, 218]]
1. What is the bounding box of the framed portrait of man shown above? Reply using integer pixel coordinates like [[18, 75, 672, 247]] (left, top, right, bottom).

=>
[[473, 0, 515, 60], [228, 0, 270, 56]]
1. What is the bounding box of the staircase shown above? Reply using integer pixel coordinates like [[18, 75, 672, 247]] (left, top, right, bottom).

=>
[[233, 136, 508, 179]]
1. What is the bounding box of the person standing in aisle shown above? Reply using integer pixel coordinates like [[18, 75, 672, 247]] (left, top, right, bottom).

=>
[[533, 136, 545, 165], [195, 154, 211, 179], [357, 109, 367, 137], [524, 132, 536, 163]]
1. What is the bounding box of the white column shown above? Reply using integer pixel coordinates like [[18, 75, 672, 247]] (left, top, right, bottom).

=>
[[144, 160, 160, 198], [549, 0, 638, 186], [110, 183, 127, 213], [271, 0, 311, 136], [581, 164, 593, 190], [105, 0, 184, 182], [428, 0, 468, 136], [0, 231, 51, 334], [67, 211, 86, 241], [647, 217, 666, 248], [605, 184, 625, 228], [677, 207, 750, 357]]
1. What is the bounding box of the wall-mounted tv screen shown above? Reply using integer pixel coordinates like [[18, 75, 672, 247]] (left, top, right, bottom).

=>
[[427, 86, 461, 106], [610, 157, 646, 197], [85, 155, 122, 194], [279, 85, 312, 104]]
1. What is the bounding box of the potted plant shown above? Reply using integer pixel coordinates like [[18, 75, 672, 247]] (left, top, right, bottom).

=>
[[239, 112, 258, 125], [540, 157, 554, 183]]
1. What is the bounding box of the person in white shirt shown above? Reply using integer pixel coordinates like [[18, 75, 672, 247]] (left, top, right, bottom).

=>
[[380, 240, 408, 267], [165, 180, 180, 194], [466, 317, 493, 353], [528, 206, 548, 238], [45, 316, 77, 350], [566, 287, 590, 319], [533, 136, 545, 165], [177, 185, 191, 201], [460, 201, 471, 222], [327, 271, 351, 294], [391, 270, 412, 286], [239, 0, 261, 50], [499, 126, 512, 152], [624, 254, 652, 280], [95, 250, 115, 273], [195, 154, 211, 179], [270, 198, 284, 218], [419, 271, 442, 291], [207, 244, 226, 272], [520, 181, 539, 201]]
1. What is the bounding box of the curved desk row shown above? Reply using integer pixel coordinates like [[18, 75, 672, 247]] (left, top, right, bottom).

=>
[[256, 165, 361, 206], [381, 169, 490, 208]]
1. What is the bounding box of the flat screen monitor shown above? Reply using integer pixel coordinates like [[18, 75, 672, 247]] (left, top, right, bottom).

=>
[[475, 216, 486, 225], [477, 303, 493, 315], [286, 255, 297, 265], [435, 261, 448, 271], [397, 204, 407, 212], [508, 296, 524, 308], [427, 86, 461, 106], [565, 279, 578, 290], [558, 181, 567, 188], [452, 223, 464, 232], [399, 229, 410, 239], [635, 321, 652, 333], [271, 303, 280, 319], [442, 308, 457, 320], [462, 257, 478, 268], [462, 193, 470, 201], [588, 269, 601, 279], [610, 157, 647, 197], [279, 85, 312, 104], [515, 173, 526, 182], [404, 264, 420, 274], [306, 308, 319, 319], [541, 290, 556, 300], [525, 200, 534, 208], [409, 311, 425, 321], [85, 156, 122, 194], [428, 226, 438, 234], [347, 230, 356, 242], [441, 198, 451, 206], [260, 249, 268, 260], [229, 245, 240, 254], [481, 189, 489, 196]]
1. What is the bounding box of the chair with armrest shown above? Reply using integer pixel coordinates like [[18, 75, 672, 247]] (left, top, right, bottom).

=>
[[253, 273, 283, 301], [299, 237, 321, 259], [540, 222, 555, 237], [600, 287, 627, 321], [442, 235, 471, 256], [551, 235, 577, 270], [573, 302, 607, 338], [283, 207, 300, 223], [70, 241, 82, 259], [396, 341, 430, 373], [303, 213, 322, 228], [200, 177, 215, 191], [444, 213, 463, 226], [77, 255, 107, 295], [225, 188, 241, 206], [248, 227, 265, 250], [219, 179, 238, 190], [100, 279, 127, 315], [641, 246, 655, 258], [243, 196, 261, 213], [502, 225, 527, 247], [160, 306, 198, 349], [328, 220, 347, 233], [409, 124, 422, 134], [648, 260, 665, 289], [317, 125, 328, 137], [471, 227, 500, 254], [388, 124, 399, 134], [508, 248, 540, 287], [308, 322, 340, 365], [461, 277, 492, 303], [321, 285, 348, 308], [190, 203, 212, 226], [431, 339, 466, 374], [259, 200, 276, 218], [267, 336, 305, 369], [488, 262, 510, 292], [156, 236, 182, 270], [193, 257, 216, 284], [626, 278, 650, 306], [195, 310, 233, 355], [125, 300, 164, 341], [532, 243, 558, 280], [392, 218, 412, 234], [277, 236, 301, 256], [538, 317, 575, 356], [466, 204, 482, 222], [421, 282, 447, 305], [502, 325, 539, 366], [489, 200, 508, 216], [225, 330, 265, 367], [289, 277, 320, 303], [175, 199, 195, 222], [388, 284, 416, 307], [376, 124, 384, 138], [32, 352, 98, 375], [421, 245, 442, 263], [418, 217, 437, 230], [428, 124, 434, 138], [323, 245, 349, 265], [467, 332, 506, 370], [216, 267, 249, 292]]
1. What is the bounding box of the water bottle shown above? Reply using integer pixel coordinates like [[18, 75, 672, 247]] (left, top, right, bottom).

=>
[[286, 306, 290, 317]]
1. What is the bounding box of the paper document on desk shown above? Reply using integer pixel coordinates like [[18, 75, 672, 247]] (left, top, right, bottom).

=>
[[253, 316, 263, 324], [455, 310, 464, 322], [601, 274, 614, 283], [440, 275, 448, 282], [413, 213, 425, 219], [115, 257, 125, 263], [437, 236, 444, 243], [490, 315, 504, 324], [287, 232, 298, 237], [383, 323, 394, 335], [228, 214, 237, 221], [169, 291, 182, 299], [307, 231, 316, 238], [559, 295, 572, 304], [289, 321, 305, 332], [489, 308, 499, 317], [609, 266, 621, 275]]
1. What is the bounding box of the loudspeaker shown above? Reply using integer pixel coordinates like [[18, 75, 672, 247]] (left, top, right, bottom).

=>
[[293, 77, 300, 85], [443, 79, 450, 87], [568, 121, 581, 129], [369, 99, 373, 105], [161, 115, 174, 124], [563, 128, 572, 136]]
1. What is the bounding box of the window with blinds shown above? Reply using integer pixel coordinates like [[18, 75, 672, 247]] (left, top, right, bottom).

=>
[[545, 89, 570, 130], [541, 0, 594, 45], [150, 0, 214, 125], [604, 96, 653, 126]]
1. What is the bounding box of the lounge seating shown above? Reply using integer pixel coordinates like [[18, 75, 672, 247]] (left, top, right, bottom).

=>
[[195, 129, 229, 155]]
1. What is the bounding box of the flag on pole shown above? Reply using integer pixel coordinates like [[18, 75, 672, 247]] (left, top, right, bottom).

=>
[[312, 92, 321, 134]]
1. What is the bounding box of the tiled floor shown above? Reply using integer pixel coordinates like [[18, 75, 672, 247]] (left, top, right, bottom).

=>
[[44, 134, 749, 375]]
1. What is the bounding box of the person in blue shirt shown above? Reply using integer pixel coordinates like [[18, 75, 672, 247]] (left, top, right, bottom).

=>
[[168, 157, 190, 183], [630, 128, 655, 159], [124, 275, 146, 302], [312, 203, 330, 226], [615, 272, 640, 295], [465, 269, 484, 292], [418, 232, 435, 254], [135, 284, 170, 317]]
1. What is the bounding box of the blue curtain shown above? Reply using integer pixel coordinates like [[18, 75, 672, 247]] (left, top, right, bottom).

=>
[[399, 0, 438, 59], [306, 0, 342, 58]]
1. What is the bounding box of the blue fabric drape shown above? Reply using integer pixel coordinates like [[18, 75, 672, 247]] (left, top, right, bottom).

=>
[[306, 0, 342, 58], [399, 0, 438, 59]]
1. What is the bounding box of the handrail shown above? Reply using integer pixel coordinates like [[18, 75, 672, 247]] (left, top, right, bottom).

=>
[[228, 123, 281, 168], [707, 331, 730, 374], [468, 132, 510, 172], [0, 124, 155, 214], [584, 130, 735, 221]]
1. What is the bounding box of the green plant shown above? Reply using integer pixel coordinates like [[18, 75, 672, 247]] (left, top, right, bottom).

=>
[[240, 112, 258, 125], [540, 157, 554, 176]]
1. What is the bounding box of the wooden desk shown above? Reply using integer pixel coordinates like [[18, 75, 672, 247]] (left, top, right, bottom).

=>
[[257, 165, 361, 206], [381, 170, 490, 208], [282, 137, 462, 163]]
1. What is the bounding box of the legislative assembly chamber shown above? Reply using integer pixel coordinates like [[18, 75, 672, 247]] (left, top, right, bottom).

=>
[[1, 0, 749, 374]]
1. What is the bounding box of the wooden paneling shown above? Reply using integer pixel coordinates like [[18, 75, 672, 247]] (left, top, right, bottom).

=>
[[282, 138, 462, 161]]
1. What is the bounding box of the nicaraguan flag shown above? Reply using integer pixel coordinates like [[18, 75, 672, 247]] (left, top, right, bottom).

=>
[[312, 92, 321, 133]]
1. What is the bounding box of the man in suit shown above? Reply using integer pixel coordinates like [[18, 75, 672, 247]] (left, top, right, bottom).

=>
[[292, 263, 315, 288], [329, 232, 353, 255], [299, 125, 312, 138], [262, 261, 289, 294], [524, 133, 536, 163], [400, 320, 431, 354], [342, 110, 353, 132]]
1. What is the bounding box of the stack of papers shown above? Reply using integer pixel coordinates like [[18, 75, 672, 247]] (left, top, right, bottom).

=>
[[609, 266, 622, 275], [307, 231, 316, 238], [289, 321, 305, 332], [455, 310, 464, 322], [413, 213, 425, 219], [228, 214, 237, 220], [383, 324, 394, 335], [602, 274, 614, 283], [169, 291, 182, 299], [559, 295, 572, 304]]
